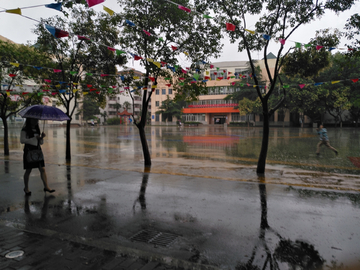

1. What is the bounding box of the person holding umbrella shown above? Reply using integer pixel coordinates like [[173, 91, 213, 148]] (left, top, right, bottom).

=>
[[20, 118, 55, 195], [19, 105, 70, 195]]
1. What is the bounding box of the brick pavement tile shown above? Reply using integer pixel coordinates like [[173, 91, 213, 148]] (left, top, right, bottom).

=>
[[101, 256, 127, 270], [118, 258, 137, 269], [127, 261, 146, 270], [139, 261, 161, 270], [16, 265, 33, 270]]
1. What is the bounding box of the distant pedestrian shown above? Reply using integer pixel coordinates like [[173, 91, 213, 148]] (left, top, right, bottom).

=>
[[316, 124, 338, 156], [20, 118, 55, 195]]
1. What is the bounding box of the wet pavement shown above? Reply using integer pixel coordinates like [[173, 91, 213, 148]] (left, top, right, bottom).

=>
[[1, 125, 360, 269]]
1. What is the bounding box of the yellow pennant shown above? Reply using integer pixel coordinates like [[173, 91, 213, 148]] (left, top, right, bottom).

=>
[[103, 6, 114, 16], [184, 52, 189, 56], [73, 82, 79, 85], [133, 76, 140, 79], [245, 29, 255, 34], [56, 84, 61, 87], [83, 92, 89, 95], [206, 71, 209, 75], [73, 89, 78, 93], [253, 85, 257, 88], [331, 81, 340, 84], [6, 92, 10, 97], [6, 8, 21, 15], [10, 62, 20, 67], [153, 61, 161, 68], [147, 58, 154, 63], [151, 85, 157, 89]]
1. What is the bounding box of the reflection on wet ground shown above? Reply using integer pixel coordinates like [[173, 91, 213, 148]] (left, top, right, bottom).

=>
[[1, 126, 360, 269]]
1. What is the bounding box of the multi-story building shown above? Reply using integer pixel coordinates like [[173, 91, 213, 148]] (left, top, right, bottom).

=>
[[99, 69, 151, 124], [151, 54, 291, 125]]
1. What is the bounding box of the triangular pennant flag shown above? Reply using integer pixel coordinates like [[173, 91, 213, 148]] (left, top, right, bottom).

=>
[[166, 84, 171, 87], [351, 78, 359, 83], [9, 74, 16, 77], [10, 62, 20, 67], [103, 5, 114, 16], [184, 52, 189, 56], [299, 84, 305, 89], [100, 74, 109, 77], [203, 14, 212, 19], [87, 84, 92, 88], [283, 84, 290, 88], [143, 30, 151, 36], [33, 66, 42, 70], [6, 8, 21, 15], [86, 73, 93, 76], [77, 35, 90, 40], [45, 3, 62, 11], [107, 47, 116, 52], [149, 77, 155, 82], [262, 34, 271, 40], [245, 29, 255, 34], [73, 89, 78, 93], [70, 71, 77, 75], [147, 58, 154, 63], [231, 82, 236, 86], [153, 61, 161, 68], [178, 5, 191, 13], [328, 47, 336, 51], [134, 55, 142, 60], [181, 69, 187, 74], [44, 79, 52, 83], [179, 77, 185, 80], [279, 38, 286, 45], [316, 45, 324, 50], [83, 92, 89, 95], [331, 81, 340, 84], [179, 82, 185, 86], [158, 37, 164, 42], [226, 23, 236, 31], [295, 42, 302, 48], [133, 76, 140, 79], [151, 85, 157, 88], [53, 69, 62, 73], [126, 19, 136, 27], [171, 45, 178, 51], [193, 74, 200, 80], [86, 0, 104, 8], [210, 65, 214, 68], [304, 44, 312, 48], [116, 50, 126, 55], [314, 82, 323, 86], [45, 25, 69, 38]]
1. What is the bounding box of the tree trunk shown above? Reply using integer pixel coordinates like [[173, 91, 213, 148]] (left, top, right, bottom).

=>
[[138, 125, 151, 166], [66, 119, 71, 161], [2, 117, 9, 156], [256, 107, 269, 175]]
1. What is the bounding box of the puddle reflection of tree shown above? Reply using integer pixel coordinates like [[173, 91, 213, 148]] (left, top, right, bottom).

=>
[[24, 195, 55, 224], [4, 159, 9, 173], [133, 166, 150, 212], [236, 182, 324, 270]]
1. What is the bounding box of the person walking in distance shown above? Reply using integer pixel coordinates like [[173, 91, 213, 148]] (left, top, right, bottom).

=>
[[316, 124, 338, 156], [20, 118, 55, 195]]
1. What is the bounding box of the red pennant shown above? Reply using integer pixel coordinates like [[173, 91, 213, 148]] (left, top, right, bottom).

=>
[[134, 55, 142, 60], [210, 64, 214, 68], [204, 76, 210, 80], [9, 74, 16, 77], [299, 84, 306, 89], [214, 72, 217, 75], [22, 92, 29, 95], [44, 79, 52, 83], [161, 61, 167, 66], [107, 47, 116, 52], [179, 77, 185, 80], [100, 74, 109, 77], [166, 84, 171, 87], [90, 88, 96, 92], [96, 91, 100, 94], [226, 23, 236, 31], [149, 77, 155, 82], [87, 84, 92, 88], [171, 45, 178, 51], [217, 77, 223, 80]]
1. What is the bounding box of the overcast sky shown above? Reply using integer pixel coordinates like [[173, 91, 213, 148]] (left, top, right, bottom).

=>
[[1, 0, 359, 72]]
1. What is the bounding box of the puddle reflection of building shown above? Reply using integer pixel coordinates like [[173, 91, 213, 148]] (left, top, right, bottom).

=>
[[236, 181, 324, 269], [133, 167, 150, 212]]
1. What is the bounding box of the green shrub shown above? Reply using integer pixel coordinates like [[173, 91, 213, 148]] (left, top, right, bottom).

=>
[[107, 117, 120, 125]]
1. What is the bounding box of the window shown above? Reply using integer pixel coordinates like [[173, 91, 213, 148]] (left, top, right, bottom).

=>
[[155, 101, 159, 107], [162, 89, 166, 95], [235, 68, 248, 79], [75, 114, 79, 120], [168, 88, 172, 95], [155, 114, 159, 121], [155, 89, 159, 95]]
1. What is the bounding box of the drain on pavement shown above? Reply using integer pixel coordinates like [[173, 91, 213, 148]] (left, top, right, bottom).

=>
[[129, 229, 179, 247], [5, 250, 24, 259]]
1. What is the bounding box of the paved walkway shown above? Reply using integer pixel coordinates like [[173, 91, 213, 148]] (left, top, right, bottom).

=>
[[0, 224, 185, 270]]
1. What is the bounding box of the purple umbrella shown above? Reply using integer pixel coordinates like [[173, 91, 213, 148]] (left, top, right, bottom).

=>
[[19, 105, 70, 121]]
